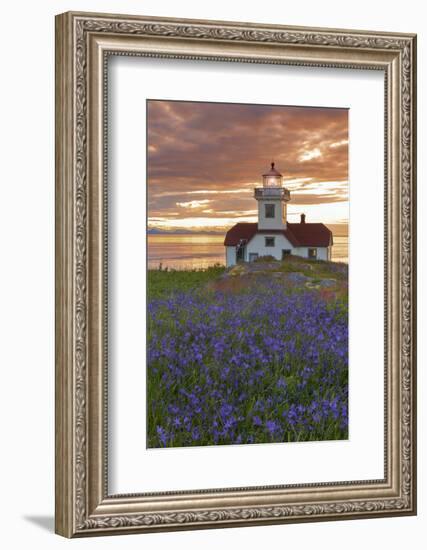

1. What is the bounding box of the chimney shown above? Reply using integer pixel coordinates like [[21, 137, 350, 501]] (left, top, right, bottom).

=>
[[300, 213, 306, 224]]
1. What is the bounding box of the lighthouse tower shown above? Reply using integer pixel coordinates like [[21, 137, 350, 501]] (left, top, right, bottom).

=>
[[254, 162, 290, 230]]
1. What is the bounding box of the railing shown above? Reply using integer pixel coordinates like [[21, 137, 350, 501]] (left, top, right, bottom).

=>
[[254, 187, 290, 200]]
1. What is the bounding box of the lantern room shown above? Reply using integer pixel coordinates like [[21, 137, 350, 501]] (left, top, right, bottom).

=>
[[262, 162, 283, 187]]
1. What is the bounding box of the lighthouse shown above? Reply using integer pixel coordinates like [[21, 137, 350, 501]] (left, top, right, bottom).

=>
[[255, 162, 290, 231], [224, 162, 333, 266]]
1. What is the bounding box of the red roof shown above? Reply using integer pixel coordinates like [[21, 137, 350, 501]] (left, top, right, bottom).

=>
[[223, 223, 258, 246], [224, 222, 332, 247], [287, 222, 333, 247]]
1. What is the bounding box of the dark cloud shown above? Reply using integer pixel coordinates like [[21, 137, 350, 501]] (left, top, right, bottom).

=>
[[147, 100, 348, 229]]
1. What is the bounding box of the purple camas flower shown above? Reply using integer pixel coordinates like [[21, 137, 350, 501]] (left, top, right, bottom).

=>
[[156, 425, 168, 447], [276, 377, 287, 390], [220, 403, 233, 418], [265, 420, 280, 436], [147, 278, 348, 448], [252, 415, 262, 427]]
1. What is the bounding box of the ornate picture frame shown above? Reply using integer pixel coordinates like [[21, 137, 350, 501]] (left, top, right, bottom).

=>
[[55, 11, 417, 537]]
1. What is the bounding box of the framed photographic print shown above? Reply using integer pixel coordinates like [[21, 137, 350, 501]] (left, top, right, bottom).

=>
[[55, 11, 417, 537]]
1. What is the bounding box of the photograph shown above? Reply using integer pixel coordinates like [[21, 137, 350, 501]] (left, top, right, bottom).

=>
[[146, 100, 349, 448]]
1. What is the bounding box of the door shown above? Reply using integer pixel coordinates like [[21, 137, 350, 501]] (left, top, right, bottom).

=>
[[237, 246, 245, 262]]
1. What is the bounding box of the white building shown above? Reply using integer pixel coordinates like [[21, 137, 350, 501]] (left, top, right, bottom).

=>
[[224, 163, 333, 267]]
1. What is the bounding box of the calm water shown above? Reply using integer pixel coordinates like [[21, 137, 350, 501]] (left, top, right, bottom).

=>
[[148, 234, 348, 270]]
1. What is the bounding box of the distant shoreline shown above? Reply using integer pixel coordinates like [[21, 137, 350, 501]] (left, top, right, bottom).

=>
[[148, 227, 349, 238], [148, 229, 223, 236]]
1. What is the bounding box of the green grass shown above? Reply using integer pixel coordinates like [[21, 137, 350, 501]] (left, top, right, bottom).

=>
[[147, 264, 226, 299], [275, 255, 347, 280]]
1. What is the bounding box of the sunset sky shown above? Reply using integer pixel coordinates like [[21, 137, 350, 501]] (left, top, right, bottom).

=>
[[147, 100, 349, 236]]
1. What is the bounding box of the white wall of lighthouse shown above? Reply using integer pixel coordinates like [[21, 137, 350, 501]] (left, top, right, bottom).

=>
[[256, 198, 287, 230], [246, 233, 293, 261]]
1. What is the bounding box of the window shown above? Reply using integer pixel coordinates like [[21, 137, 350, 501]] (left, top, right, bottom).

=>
[[308, 248, 317, 259], [249, 253, 259, 262], [282, 249, 291, 259], [265, 204, 275, 218], [265, 237, 275, 247]]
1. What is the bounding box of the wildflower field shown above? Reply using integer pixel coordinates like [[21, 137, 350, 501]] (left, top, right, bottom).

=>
[[147, 257, 348, 448]]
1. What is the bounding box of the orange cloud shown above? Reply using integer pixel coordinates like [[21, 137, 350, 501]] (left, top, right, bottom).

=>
[[147, 100, 348, 232]]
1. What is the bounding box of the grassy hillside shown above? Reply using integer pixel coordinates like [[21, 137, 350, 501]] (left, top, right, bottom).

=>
[[147, 256, 348, 448]]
